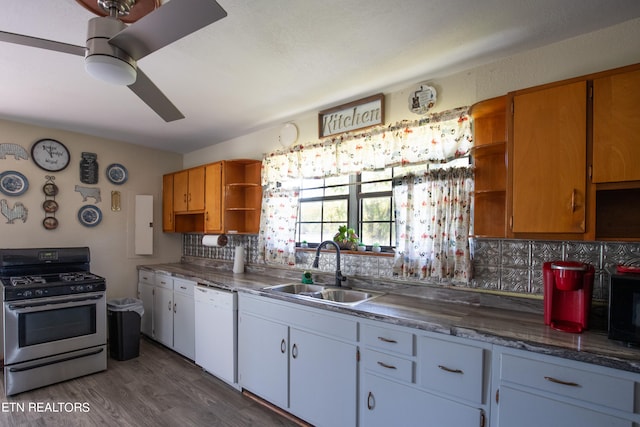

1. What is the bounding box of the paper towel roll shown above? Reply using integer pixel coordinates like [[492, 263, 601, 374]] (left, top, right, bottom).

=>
[[202, 234, 228, 247], [233, 246, 245, 274]]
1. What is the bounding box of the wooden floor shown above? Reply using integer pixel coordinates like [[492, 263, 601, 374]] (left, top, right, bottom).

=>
[[0, 337, 301, 427]]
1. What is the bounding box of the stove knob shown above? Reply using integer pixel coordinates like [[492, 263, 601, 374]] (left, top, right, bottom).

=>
[[75, 285, 84, 292], [23, 290, 32, 297], [35, 289, 43, 296], [86, 284, 93, 291]]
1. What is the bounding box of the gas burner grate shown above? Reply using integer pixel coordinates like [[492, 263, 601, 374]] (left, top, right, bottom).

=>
[[9, 276, 46, 286]]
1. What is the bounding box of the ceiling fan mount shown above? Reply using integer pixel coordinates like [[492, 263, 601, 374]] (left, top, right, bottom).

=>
[[0, 0, 227, 121]]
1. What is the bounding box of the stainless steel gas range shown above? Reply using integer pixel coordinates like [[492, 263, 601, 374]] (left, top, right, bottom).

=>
[[0, 247, 107, 396]]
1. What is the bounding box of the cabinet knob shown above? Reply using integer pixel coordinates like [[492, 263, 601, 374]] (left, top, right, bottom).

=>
[[280, 338, 286, 354], [367, 391, 375, 410], [292, 343, 298, 359]]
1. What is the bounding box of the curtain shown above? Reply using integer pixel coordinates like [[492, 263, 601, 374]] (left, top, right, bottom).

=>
[[393, 167, 474, 282], [259, 106, 473, 268], [258, 185, 300, 266]]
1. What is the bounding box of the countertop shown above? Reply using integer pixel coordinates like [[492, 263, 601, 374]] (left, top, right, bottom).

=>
[[139, 262, 640, 375]]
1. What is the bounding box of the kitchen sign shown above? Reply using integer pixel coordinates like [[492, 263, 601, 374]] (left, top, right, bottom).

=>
[[318, 93, 384, 138]]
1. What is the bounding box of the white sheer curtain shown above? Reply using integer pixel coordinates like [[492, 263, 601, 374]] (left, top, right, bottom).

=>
[[260, 107, 473, 269], [392, 167, 474, 282]]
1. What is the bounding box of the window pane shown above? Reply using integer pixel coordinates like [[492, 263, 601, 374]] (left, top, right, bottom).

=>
[[361, 223, 390, 246], [362, 197, 390, 221], [361, 169, 392, 193], [299, 201, 322, 222], [300, 223, 322, 244], [325, 175, 349, 196], [323, 200, 347, 222], [300, 178, 323, 198]]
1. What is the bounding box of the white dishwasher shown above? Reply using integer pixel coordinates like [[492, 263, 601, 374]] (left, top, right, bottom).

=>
[[194, 285, 238, 389]]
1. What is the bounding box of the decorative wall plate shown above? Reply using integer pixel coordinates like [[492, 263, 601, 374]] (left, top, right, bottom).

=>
[[408, 83, 437, 115], [43, 216, 58, 230], [78, 205, 102, 227], [31, 139, 70, 172], [106, 163, 128, 185], [0, 171, 29, 196], [42, 199, 59, 213], [42, 182, 59, 196]]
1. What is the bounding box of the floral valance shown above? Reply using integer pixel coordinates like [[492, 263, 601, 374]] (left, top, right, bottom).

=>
[[262, 106, 471, 185]]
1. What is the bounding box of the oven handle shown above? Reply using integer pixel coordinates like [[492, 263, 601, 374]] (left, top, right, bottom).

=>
[[8, 347, 104, 373], [7, 294, 104, 311]]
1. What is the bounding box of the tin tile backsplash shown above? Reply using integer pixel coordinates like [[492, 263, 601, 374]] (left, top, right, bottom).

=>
[[183, 234, 640, 302]]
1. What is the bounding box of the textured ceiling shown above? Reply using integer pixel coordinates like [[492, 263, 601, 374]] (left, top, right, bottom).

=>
[[1, 0, 639, 153]]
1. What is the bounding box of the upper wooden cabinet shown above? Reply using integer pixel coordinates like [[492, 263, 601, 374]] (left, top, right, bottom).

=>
[[510, 81, 587, 234], [173, 166, 205, 213], [592, 68, 640, 183], [162, 173, 174, 232], [470, 96, 507, 238], [162, 159, 262, 234]]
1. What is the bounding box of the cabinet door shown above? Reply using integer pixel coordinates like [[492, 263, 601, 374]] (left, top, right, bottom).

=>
[[362, 373, 483, 427], [137, 281, 154, 337], [237, 312, 288, 409], [205, 162, 223, 233], [188, 167, 206, 211], [593, 68, 640, 183], [153, 286, 174, 348], [162, 174, 174, 232], [512, 81, 587, 233], [173, 170, 189, 212], [289, 328, 357, 427], [496, 385, 631, 427], [172, 291, 195, 359]]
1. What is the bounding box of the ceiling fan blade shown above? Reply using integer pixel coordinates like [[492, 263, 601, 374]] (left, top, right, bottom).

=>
[[0, 30, 85, 56], [128, 68, 185, 122], [109, 0, 227, 61]]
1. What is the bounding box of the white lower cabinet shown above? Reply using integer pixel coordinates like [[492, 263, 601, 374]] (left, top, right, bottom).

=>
[[359, 321, 490, 427], [491, 346, 640, 427], [238, 293, 357, 427], [137, 272, 195, 359]]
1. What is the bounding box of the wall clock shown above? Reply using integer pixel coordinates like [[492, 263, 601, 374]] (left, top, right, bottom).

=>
[[31, 139, 70, 172]]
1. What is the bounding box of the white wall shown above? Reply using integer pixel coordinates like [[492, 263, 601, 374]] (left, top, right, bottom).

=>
[[184, 17, 640, 168], [0, 119, 183, 299]]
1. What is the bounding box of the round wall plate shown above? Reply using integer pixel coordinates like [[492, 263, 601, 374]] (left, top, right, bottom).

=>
[[0, 171, 29, 196], [106, 163, 128, 185], [78, 205, 102, 227], [279, 123, 298, 147]]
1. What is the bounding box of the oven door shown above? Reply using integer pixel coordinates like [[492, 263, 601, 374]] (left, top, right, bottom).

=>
[[3, 291, 106, 365]]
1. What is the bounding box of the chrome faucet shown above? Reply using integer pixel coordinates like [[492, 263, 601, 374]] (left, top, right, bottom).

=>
[[312, 240, 347, 287]]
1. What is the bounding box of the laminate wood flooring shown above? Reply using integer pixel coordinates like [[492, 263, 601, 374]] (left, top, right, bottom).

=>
[[0, 337, 301, 427]]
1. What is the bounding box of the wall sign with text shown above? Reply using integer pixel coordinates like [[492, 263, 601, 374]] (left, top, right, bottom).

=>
[[318, 93, 384, 138]]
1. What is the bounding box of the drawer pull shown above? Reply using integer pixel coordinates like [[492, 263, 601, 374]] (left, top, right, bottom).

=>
[[544, 376, 580, 387], [377, 336, 398, 344], [280, 339, 286, 354], [367, 391, 375, 410], [377, 361, 397, 370], [438, 365, 463, 374]]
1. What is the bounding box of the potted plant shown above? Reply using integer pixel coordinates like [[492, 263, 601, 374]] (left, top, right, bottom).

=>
[[357, 241, 367, 252], [372, 242, 381, 253], [300, 240, 309, 248], [333, 225, 359, 251]]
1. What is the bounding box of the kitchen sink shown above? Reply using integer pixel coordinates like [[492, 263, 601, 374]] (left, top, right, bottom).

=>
[[263, 283, 380, 306]]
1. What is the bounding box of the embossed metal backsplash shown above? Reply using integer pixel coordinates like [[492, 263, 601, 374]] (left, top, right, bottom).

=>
[[183, 234, 640, 302], [472, 239, 640, 301]]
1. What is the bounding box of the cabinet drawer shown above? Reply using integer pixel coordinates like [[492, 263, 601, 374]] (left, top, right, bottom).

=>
[[154, 274, 173, 290], [173, 278, 195, 296], [361, 323, 414, 356], [138, 270, 154, 285], [501, 353, 634, 412], [363, 349, 414, 383], [418, 336, 485, 404]]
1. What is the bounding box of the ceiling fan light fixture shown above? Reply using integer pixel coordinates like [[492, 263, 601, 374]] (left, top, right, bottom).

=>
[[85, 54, 137, 85]]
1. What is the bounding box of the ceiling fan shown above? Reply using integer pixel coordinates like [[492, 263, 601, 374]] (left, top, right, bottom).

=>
[[0, 0, 227, 122]]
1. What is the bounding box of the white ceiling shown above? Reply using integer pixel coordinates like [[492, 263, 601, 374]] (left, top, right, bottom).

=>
[[1, 1, 639, 154]]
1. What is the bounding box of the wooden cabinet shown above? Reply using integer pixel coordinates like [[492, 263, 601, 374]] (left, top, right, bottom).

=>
[[238, 293, 357, 427], [173, 166, 205, 213], [471, 96, 507, 237], [162, 159, 261, 234], [162, 174, 174, 232], [593, 68, 640, 183], [510, 80, 588, 235], [360, 321, 489, 427], [491, 346, 640, 427], [222, 159, 262, 234], [204, 162, 223, 234]]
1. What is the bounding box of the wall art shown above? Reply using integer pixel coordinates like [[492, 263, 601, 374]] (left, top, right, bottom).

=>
[[79, 152, 99, 184], [0, 144, 29, 160], [75, 185, 101, 203], [42, 175, 58, 230], [0, 199, 28, 224]]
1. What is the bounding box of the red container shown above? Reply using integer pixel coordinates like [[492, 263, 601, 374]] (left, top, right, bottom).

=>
[[543, 261, 594, 333], [551, 261, 588, 291]]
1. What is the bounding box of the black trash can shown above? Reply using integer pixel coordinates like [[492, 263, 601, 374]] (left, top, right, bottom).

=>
[[107, 298, 144, 361]]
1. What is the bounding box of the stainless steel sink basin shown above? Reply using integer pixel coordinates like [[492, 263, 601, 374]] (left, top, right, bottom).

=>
[[263, 283, 380, 306]]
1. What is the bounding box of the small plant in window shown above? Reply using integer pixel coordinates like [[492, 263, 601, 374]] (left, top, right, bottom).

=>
[[357, 241, 367, 252], [333, 225, 359, 250], [300, 240, 308, 248], [372, 242, 381, 253]]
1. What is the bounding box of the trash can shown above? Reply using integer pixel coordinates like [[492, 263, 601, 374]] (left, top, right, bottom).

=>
[[107, 298, 144, 361]]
